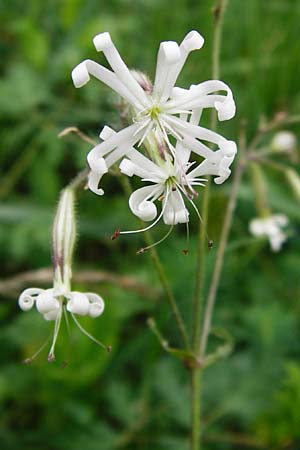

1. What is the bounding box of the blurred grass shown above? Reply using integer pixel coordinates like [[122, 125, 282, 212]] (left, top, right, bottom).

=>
[[1, 0, 300, 449]]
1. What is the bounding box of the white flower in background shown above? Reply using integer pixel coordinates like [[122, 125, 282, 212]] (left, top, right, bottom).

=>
[[18, 188, 106, 361], [72, 31, 237, 195], [271, 131, 297, 153], [249, 214, 289, 252]]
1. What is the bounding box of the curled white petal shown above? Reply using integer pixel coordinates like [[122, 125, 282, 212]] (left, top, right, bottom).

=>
[[66, 292, 90, 316], [215, 93, 236, 121], [119, 158, 136, 177], [129, 185, 163, 221], [72, 62, 91, 88], [18, 288, 44, 311], [163, 190, 189, 225], [43, 309, 60, 321], [181, 30, 204, 52], [99, 125, 116, 140], [36, 289, 60, 315], [92, 32, 150, 108], [93, 31, 113, 51], [153, 41, 181, 99], [88, 171, 105, 196], [85, 293, 105, 318]]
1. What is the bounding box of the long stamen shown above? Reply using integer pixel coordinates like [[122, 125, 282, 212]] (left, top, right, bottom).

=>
[[70, 313, 111, 352], [48, 306, 63, 362], [175, 181, 211, 243], [183, 221, 190, 255], [137, 225, 174, 254], [23, 336, 51, 364]]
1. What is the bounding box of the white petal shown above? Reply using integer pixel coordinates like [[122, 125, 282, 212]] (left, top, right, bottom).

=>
[[87, 123, 141, 171], [129, 185, 163, 221], [88, 171, 105, 196], [157, 31, 204, 103], [18, 288, 44, 311], [273, 214, 289, 227], [166, 80, 236, 121], [180, 30, 204, 53], [36, 289, 60, 314], [71, 60, 143, 108], [66, 292, 90, 316], [153, 41, 181, 101], [163, 190, 189, 225], [93, 32, 150, 108], [119, 158, 136, 177], [104, 139, 137, 169], [43, 309, 60, 321], [188, 141, 237, 184], [120, 148, 165, 179], [270, 232, 286, 252], [85, 293, 105, 318], [99, 125, 116, 140]]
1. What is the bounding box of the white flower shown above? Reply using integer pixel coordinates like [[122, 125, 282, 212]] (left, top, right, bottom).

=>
[[18, 286, 105, 361], [71, 31, 236, 195], [17, 188, 107, 361], [18, 287, 105, 320], [271, 131, 297, 153], [249, 214, 289, 252], [94, 124, 235, 232]]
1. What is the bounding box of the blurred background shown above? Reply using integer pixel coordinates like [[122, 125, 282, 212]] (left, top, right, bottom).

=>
[[1, 0, 300, 449]]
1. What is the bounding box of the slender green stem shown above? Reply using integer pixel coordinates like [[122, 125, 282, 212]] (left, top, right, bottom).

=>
[[191, 368, 201, 450], [192, 0, 229, 349], [191, 2, 229, 449], [199, 159, 245, 357], [120, 176, 190, 350]]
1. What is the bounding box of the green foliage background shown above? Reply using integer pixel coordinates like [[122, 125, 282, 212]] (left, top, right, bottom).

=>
[[1, 0, 300, 449]]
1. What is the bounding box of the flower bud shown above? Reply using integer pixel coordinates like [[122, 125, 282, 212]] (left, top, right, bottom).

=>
[[52, 188, 76, 287]]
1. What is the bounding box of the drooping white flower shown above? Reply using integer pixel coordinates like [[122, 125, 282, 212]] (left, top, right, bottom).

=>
[[71, 31, 236, 195], [18, 188, 107, 361], [249, 214, 289, 252], [18, 287, 105, 320]]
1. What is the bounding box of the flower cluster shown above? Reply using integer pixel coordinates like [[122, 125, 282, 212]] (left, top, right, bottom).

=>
[[249, 214, 289, 252], [72, 31, 237, 227]]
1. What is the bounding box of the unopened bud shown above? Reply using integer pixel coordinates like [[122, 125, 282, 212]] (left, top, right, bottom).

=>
[[52, 188, 76, 287], [131, 70, 153, 94]]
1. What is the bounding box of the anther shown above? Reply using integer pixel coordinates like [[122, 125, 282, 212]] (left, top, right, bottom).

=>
[[208, 240, 214, 249], [111, 228, 120, 240], [182, 249, 189, 255], [136, 247, 147, 255]]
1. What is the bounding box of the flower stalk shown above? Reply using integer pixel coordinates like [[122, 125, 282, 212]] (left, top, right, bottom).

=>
[[191, 2, 230, 449]]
